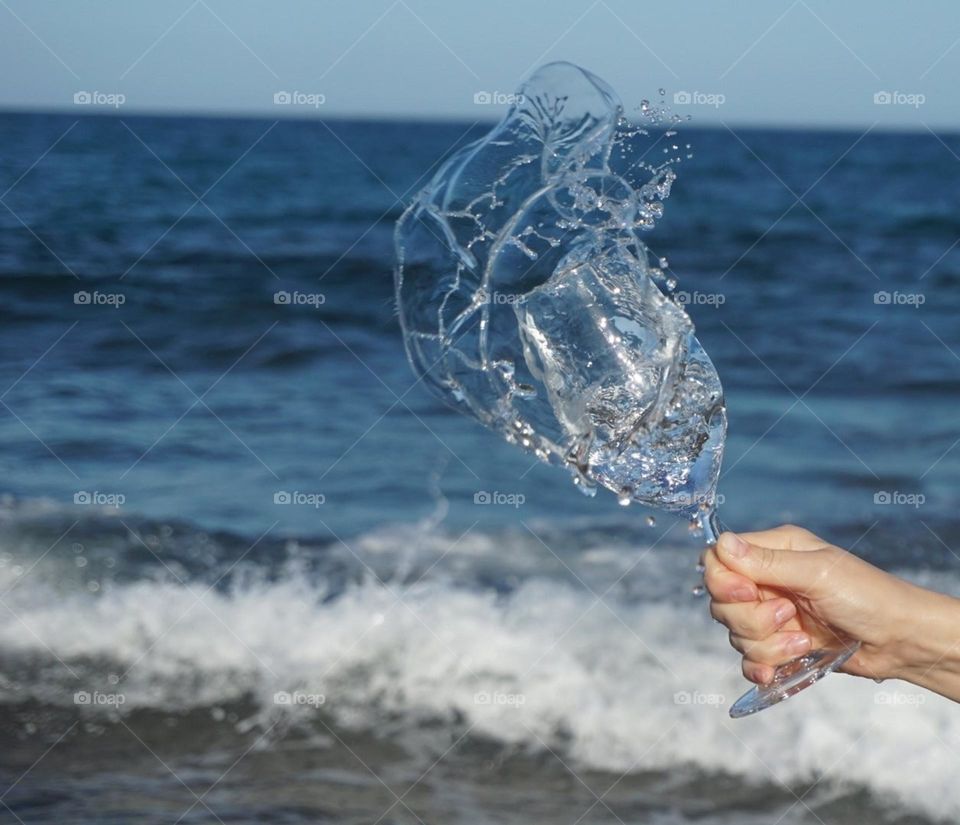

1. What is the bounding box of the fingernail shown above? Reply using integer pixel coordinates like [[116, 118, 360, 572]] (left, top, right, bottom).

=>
[[786, 635, 811, 655], [732, 586, 756, 602], [774, 603, 796, 625], [721, 533, 749, 559]]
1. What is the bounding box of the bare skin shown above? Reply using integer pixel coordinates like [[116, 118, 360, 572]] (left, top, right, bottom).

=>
[[704, 525, 960, 703]]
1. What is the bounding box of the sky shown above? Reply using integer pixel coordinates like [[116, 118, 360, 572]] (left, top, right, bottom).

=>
[[0, 0, 958, 129]]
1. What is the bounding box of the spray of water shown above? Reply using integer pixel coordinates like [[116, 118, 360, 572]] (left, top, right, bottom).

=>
[[394, 62, 725, 533]]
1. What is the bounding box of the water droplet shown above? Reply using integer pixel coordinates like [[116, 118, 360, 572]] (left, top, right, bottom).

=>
[[645, 515, 656, 527], [617, 486, 632, 506], [658, 257, 669, 269], [572, 473, 597, 497], [691, 584, 706, 597], [695, 562, 706, 574]]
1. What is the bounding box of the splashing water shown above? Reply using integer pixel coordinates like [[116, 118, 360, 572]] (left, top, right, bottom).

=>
[[394, 62, 725, 535]]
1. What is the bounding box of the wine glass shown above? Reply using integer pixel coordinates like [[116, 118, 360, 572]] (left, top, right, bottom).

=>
[[394, 60, 855, 720]]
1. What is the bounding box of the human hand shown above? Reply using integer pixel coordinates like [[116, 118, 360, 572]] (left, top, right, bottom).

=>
[[704, 525, 920, 686]]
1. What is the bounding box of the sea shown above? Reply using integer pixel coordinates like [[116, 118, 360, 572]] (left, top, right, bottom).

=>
[[0, 111, 959, 824]]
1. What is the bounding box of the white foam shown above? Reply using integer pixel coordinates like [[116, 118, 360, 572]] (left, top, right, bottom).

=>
[[1, 538, 958, 820]]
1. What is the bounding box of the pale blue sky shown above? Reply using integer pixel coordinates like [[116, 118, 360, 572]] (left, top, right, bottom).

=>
[[1, 0, 958, 128]]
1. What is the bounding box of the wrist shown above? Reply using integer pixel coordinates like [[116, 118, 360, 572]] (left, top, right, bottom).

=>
[[884, 580, 960, 693]]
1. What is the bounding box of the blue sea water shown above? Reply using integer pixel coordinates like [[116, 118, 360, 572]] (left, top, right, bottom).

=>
[[1, 111, 959, 824]]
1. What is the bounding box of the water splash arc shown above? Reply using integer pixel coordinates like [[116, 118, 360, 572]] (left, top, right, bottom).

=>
[[395, 62, 726, 522]]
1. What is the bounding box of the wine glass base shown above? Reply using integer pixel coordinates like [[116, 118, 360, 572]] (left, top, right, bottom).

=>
[[729, 641, 860, 719]]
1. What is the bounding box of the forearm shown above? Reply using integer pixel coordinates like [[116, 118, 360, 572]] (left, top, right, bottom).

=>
[[888, 582, 960, 702]]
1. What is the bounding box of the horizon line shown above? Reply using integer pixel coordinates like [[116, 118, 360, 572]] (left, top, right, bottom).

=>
[[0, 104, 956, 136]]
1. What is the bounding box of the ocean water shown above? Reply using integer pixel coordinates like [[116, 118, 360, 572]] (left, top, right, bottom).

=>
[[1, 111, 959, 824]]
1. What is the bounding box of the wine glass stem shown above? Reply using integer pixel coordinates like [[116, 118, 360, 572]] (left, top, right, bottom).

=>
[[701, 507, 721, 547]]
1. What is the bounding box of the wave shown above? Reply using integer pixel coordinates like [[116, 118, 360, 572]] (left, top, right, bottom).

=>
[[1, 514, 958, 821]]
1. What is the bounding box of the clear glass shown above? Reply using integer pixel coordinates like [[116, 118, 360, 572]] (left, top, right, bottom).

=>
[[395, 61, 849, 720]]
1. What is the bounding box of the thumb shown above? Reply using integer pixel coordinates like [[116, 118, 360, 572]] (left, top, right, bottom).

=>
[[716, 532, 828, 596]]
